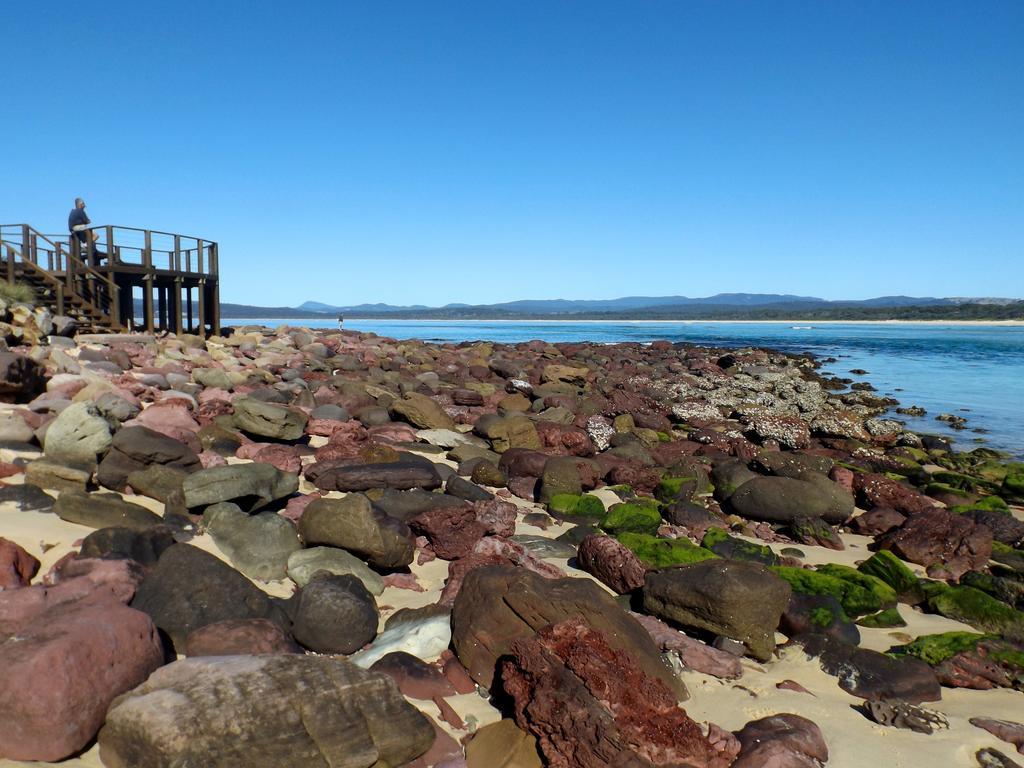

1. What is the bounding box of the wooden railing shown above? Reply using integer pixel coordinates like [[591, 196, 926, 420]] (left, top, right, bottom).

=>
[[43, 225, 219, 276]]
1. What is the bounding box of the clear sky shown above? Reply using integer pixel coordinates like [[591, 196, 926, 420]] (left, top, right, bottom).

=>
[[2, 1, 1021, 306]]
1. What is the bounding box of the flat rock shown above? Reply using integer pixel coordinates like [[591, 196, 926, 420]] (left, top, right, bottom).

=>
[[286, 546, 384, 593], [312, 460, 443, 492], [54, 490, 164, 530], [98, 655, 435, 768], [232, 396, 308, 440], [182, 462, 299, 512]]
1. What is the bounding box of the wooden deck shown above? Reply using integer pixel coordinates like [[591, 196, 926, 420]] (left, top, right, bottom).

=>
[[0, 224, 219, 335]]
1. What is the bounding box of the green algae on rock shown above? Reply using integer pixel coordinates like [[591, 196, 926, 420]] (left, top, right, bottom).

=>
[[616, 532, 718, 568]]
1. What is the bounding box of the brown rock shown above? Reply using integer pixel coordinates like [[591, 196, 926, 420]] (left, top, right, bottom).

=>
[[853, 472, 937, 516], [499, 619, 727, 768], [451, 565, 685, 699], [409, 504, 487, 560], [630, 611, 743, 680], [466, 719, 543, 768], [970, 718, 1024, 755], [848, 506, 906, 536], [184, 618, 300, 656], [877, 508, 993, 579]]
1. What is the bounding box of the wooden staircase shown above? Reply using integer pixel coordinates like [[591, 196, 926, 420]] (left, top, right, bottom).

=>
[[1, 225, 125, 332]]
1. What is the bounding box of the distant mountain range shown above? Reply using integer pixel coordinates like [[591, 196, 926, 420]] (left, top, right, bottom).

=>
[[211, 293, 1023, 321]]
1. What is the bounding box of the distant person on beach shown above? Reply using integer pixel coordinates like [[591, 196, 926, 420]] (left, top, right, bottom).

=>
[[67, 197, 104, 265]]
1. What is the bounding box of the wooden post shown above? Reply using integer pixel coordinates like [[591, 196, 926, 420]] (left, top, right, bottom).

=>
[[143, 277, 154, 333], [211, 281, 221, 336], [104, 226, 114, 268], [186, 285, 194, 332], [143, 230, 152, 268], [197, 239, 204, 274], [157, 284, 167, 332], [56, 284, 65, 315], [173, 235, 181, 272], [172, 278, 183, 335], [110, 282, 121, 328], [197, 279, 206, 335]]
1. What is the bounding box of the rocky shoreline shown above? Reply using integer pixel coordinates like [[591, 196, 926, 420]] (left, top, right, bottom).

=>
[[0, 317, 1022, 768]]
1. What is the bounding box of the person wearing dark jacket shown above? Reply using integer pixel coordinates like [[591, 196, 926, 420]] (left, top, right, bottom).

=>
[[68, 197, 103, 265]]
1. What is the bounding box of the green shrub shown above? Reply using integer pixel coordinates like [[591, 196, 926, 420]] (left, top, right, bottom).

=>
[[0, 281, 35, 304]]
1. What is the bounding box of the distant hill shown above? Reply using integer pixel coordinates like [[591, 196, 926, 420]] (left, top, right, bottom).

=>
[[192, 294, 1023, 322]]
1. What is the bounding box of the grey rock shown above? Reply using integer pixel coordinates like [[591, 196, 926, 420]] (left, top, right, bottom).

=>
[[24, 459, 91, 493], [54, 490, 163, 531], [289, 573, 378, 654], [729, 475, 854, 525], [232, 396, 308, 440], [286, 546, 384, 594], [98, 655, 435, 768], [203, 503, 302, 581], [182, 462, 299, 512], [43, 402, 112, 463], [0, 483, 55, 512]]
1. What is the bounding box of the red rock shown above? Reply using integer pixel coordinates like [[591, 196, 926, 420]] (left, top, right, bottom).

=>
[[281, 492, 321, 523], [438, 538, 564, 606], [0, 601, 164, 761], [407, 717, 464, 768], [732, 714, 828, 768], [575, 534, 646, 594], [0, 462, 24, 479], [629, 612, 743, 680], [251, 444, 303, 474], [367, 423, 418, 444], [441, 651, 478, 694], [184, 618, 300, 656], [409, 506, 487, 560], [472, 498, 517, 538], [198, 450, 229, 468], [853, 473, 937, 516], [534, 421, 595, 457], [0, 538, 39, 589], [970, 718, 1024, 755], [776, 680, 815, 695], [849, 506, 906, 536], [500, 619, 729, 768], [877, 508, 992, 579], [0, 557, 145, 636], [829, 466, 854, 493], [370, 652, 458, 700], [382, 572, 425, 592]]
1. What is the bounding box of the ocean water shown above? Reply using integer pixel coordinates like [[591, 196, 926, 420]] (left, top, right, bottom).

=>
[[229, 319, 1024, 459]]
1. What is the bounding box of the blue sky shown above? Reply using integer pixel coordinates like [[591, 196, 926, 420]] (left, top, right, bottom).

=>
[[2, 1, 1021, 306]]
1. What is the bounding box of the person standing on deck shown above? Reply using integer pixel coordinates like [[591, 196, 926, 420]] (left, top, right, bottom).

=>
[[67, 197, 104, 265]]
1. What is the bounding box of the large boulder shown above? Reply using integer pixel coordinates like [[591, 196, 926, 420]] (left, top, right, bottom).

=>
[[98, 655, 435, 768], [130, 544, 289, 651], [0, 537, 40, 589], [643, 559, 791, 661], [576, 534, 646, 594], [42, 401, 112, 463], [451, 565, 685, 698], [0, 602, 163, 761], [289, 573, 379, 654], [500, 619, 728, 768], [80, 526, 177, 568], [728, 475, 854, 525], [298, 494, 416, 569], [877, 508, 993, 579], [231, 396, 308, 440], [732, 714, 829, 768], [182, 462, 299, 512], [202, 502, 302, 581]]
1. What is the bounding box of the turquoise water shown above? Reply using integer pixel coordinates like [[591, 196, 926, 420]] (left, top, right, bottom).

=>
[[231, 319, 1024, 458]]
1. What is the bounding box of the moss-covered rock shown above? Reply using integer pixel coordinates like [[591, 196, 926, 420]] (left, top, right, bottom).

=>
[[548, 493, 606, 518], [991, 541, 1024, 573], [701, 527, 778, 566], [857, 607, 907, 628], [857, 550, 925, 604], [816, 564, 898, 609], [1002, 463, 1024, 500], [654, 476, 697, 504], [959, 571, 1024, 611], [600, 500, 662, 535], [892, 631, 987, 665], [617, 532, 718, 568], [772, 565, 890, 618], [926, 584, 1024, 640]]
